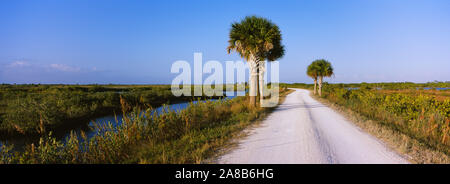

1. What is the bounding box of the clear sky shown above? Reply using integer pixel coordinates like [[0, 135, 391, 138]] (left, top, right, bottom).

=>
[[1, 0, 449, 84]]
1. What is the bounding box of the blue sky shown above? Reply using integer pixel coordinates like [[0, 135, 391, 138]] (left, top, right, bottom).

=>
[[1, 0, 449, 84]]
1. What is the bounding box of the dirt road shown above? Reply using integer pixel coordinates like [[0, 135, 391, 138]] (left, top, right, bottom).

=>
[[218, 88, 408, 164]]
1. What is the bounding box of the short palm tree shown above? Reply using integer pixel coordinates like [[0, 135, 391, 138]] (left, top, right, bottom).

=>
[[227, 16, 285, 106], [315, 59, 334, 96]]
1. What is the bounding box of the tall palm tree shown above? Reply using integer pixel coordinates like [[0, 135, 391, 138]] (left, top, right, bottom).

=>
[[306, 62, 319, 95], [227, 16, 285, 106], [315, 59, 334, 96]]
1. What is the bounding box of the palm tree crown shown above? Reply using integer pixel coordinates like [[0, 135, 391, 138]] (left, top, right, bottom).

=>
[[315, 59, 334, 77], [227, 16, 285, 62], [307, 59, 334, 96], [306, 63, 320, 79]]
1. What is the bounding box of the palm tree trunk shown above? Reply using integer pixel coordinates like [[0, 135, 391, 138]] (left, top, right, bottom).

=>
[[249, 58, 258, 107], [318, 76, 323, 96], [256, 67, 259, 102], [314, 78, 317, 95], [258, 60, 265, 102]]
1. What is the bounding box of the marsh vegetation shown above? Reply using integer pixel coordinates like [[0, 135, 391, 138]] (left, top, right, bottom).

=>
[[0, 86, 289, 164], [0, 84, 239, 139]]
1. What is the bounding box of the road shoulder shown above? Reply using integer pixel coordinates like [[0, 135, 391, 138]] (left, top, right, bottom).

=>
[[205, 89, 295, 163]]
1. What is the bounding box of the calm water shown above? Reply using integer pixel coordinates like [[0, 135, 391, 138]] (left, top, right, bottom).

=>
[[0, 91, 245, 150], [422, 87, 450, 90]]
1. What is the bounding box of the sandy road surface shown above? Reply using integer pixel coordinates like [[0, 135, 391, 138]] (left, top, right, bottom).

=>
[[218, 88, 408, 164]]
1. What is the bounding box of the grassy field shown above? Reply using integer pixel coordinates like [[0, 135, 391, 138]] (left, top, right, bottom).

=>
[[0, 86, 289, 164]]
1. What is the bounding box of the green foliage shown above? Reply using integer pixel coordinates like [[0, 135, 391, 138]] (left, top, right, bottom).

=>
[[310, 59, 334, 78], [306, 59, 334, 80], [306, 59, 334, 96], [306, 63, 320, 80], [227, 15, 285, 61]]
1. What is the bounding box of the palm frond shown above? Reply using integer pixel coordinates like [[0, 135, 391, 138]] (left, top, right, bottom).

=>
[[227, 16, 285, 62]]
